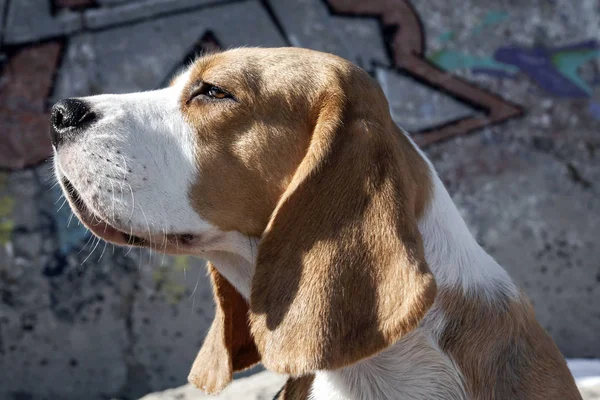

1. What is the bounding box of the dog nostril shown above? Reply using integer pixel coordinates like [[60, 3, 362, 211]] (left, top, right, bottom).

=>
[[53, 110, 63, 128], [50, 98, 95, 148]]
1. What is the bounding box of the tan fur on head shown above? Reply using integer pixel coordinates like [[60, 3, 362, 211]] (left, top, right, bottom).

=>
[[182, 47, 436, 382]]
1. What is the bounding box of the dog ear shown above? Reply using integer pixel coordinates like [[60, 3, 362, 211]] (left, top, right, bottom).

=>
[[188, 263, 260, 394], [276, 375, 315, 400], [249, 67, 437, 375]]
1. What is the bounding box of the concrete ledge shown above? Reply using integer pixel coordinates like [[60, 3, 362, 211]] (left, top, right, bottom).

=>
[[139, 371, 287, 400], [139, 361, 600, 400]]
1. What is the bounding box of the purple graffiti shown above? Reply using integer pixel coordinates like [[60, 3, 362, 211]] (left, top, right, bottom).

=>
[[589, 102, 600, 121], [471, 68, 517, 79], [494, 40, 599, 98]]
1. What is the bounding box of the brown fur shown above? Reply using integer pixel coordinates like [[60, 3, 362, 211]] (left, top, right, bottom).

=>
[[183, 47, 435, 381], [184, 49, 317, 236], [180, 48, 579, 398], [438, 289, 581, 399], [188, 263, 260, 394], [277, 375, 315, 400], [248, 68, 436, 375]]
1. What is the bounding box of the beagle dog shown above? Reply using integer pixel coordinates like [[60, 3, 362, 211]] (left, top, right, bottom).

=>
[[51, 47, 581, 400]]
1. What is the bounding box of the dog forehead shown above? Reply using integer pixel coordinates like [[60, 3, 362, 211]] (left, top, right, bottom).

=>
[[184, 48, 349, 91]]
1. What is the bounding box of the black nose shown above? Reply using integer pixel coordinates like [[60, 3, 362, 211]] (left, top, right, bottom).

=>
[[50, 99, 95, 148]]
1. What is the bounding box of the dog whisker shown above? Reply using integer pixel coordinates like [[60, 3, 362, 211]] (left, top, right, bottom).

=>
[[82, 236, 101, 265], [67, 211, 74, 228], [48, 179, 60, 191], [111, 181, 116, 223], [79, 230, 96, 254], [119, 154, 128, 189], [139, 205, 152, 263], [124, 227, 135, 256], [126, 184, 135, 224], [190, 266, 202, 312], [160, 227, 167, 267], [98, 240, 108, 262]]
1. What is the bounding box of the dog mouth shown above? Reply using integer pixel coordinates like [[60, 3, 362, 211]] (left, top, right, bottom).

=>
[[61, 177, 150, 247]]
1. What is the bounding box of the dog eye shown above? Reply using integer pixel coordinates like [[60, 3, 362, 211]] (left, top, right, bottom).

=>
[[207, 86, 229, 99], [189, 82, 232, 102]]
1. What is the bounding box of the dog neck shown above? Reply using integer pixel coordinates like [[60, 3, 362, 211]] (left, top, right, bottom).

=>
[[417, 169, 517, 297], [202, 231, 258, 300]]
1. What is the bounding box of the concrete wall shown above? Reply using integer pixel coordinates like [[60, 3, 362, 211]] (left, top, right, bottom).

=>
[[0, 0, 599, 399]]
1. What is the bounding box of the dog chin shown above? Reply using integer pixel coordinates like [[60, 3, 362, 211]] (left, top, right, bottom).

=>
[[59, 176, 149, 247], [58, 175, 200, 254]]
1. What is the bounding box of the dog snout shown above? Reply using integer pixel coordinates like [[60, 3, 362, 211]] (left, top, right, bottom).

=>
[[50, 98, 96, 148]]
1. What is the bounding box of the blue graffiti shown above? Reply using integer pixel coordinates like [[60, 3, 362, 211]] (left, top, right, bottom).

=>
[[51, 185, 89, 255], [494, 40, 600, 98], [430, 9, 600, 121]]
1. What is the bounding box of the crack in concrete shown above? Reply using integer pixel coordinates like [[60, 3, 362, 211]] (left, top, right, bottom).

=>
[[566, 162, 593, 189], [530, 136, 595, 190]]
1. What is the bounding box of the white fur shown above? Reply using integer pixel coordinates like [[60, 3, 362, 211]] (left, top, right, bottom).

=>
[[413, 144, 518, 298], [311, 329, 467, 400], [54, 70, 215, 239], [200, 233, 259, 299]]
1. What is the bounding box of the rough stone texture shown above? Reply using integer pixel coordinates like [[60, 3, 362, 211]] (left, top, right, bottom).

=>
[[268, 0, 388, 69], [83, 0, 233, 30], [0, 166, 216, 400], [3, 0, 81, 44], [428, 126, 600, 357], [140, 371, 287, 400], [53, 1, 285, 98], [0, 0, 599, 399], [376, 66, 479, 131]]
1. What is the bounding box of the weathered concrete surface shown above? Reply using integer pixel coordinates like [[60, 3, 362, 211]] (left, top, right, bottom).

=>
[[376, 67, 480, 131], [83, 0, 234, 30], [0, 166, 217, 400], [1, 0, 599, 399], [52, 1, 285, 99], [139, 369, 600, 400], [427, 121, 600, 357], [140, 371, 287, 400], [3, 0, 81, 45], [268, 0, 388, 69]]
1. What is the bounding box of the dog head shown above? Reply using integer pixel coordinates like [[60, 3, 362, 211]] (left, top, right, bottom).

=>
[[52, 47, 436, 392]]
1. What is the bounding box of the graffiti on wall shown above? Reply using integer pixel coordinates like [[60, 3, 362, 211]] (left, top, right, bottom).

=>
[[428, 9, 600, 116], [325, 0, 524, 146], [1, 0, 599, 255]]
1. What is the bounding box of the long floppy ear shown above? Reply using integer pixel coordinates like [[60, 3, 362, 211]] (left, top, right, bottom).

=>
[[188, 263, 260, 394], [249, 68, 437, 375]]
